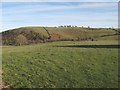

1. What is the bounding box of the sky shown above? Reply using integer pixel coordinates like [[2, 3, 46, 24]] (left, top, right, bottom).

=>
[[1, 0, 119, 2], [1, 1, 118, 31]]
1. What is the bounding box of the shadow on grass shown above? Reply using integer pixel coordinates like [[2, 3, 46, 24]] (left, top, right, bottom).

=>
[[56, 45, 120, 48]]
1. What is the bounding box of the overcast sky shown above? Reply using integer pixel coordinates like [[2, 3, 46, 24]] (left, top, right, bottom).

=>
[[1, 1, 118, 31]]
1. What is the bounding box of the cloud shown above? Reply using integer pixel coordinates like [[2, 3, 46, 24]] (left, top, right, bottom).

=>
[[1, 2, 118, 31], [3, 2, 117, 15]]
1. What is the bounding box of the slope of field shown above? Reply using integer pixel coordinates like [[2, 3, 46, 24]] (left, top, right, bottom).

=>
[[2, 27, 119, 45], [2, 40, 119, 88], [2, 26, 119, 88]]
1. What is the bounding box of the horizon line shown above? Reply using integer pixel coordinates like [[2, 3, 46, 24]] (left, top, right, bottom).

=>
[[1, 25, 118, 32]]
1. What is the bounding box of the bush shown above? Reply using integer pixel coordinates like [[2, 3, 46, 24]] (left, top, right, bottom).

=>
[[15, 34, 28, 46]]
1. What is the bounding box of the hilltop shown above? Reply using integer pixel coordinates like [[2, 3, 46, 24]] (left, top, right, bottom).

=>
[[1, 26, 119, 45]]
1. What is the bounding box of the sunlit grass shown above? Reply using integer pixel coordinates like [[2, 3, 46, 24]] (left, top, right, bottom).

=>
[[2, 40, 119, 88]]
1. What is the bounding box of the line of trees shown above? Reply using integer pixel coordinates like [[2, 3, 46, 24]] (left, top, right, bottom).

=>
[[58, 25, 91, 28], [58, 25, 78, 28]]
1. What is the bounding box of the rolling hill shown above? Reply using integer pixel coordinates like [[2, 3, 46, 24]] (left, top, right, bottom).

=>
[[1, 26, 119, 45], [1, 26, 119, 88]]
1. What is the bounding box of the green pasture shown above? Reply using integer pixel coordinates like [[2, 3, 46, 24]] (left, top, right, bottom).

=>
[[2, 40, 119, 88]]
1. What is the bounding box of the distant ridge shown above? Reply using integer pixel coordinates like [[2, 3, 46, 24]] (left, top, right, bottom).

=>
[[1, 26, 119, 46]]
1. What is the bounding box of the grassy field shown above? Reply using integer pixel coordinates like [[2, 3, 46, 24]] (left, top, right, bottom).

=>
[[2, 40, 119, 88]]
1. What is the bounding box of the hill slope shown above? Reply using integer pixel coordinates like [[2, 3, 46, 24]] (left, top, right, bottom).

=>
[[1, 26, 119, 45], [2, 40, 119, 88]]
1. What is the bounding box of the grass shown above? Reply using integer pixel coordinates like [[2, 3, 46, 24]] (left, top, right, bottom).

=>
[[2, 40, 119, 88], [5, 27, 118, 40]]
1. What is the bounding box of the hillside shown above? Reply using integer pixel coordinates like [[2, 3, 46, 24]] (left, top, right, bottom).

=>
[[2, 27, 119, 88], [2, 41, 119, 88], [1, 26, 119, 45]]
